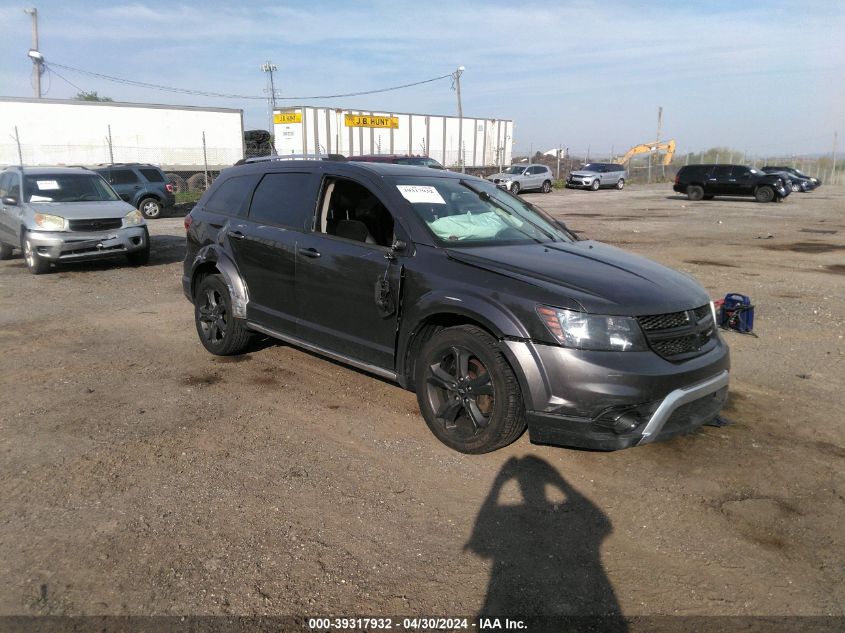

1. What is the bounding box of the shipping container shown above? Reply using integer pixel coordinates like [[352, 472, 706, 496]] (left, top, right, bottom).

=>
[[273, 106, 513, 169], [0, 97, 245, 170]]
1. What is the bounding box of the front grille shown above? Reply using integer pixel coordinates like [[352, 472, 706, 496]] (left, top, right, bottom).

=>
[[68, 218, 122, 232], [638, 304, 715, 360]]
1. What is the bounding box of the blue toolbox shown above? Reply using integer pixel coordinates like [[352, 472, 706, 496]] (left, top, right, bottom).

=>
[[717, 293, 755, 333]]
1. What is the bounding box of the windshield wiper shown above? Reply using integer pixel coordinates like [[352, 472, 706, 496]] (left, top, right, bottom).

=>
[[461, 181, 558, 242]]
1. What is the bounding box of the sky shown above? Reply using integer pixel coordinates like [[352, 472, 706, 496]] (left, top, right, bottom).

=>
[[1, 0, 844, 158]]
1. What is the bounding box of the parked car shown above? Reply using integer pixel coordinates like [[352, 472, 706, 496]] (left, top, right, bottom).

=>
[[0, 166, 149, 274], [761, 168, 814, 192], [346, 154, 445, 170], [183, 159, 729, 454], [486, 164, 554, 194], [93, 163, 175, 219], [674, 164, 789, 202], [566, 163, 627, 191], [761, 166, 820, 190]]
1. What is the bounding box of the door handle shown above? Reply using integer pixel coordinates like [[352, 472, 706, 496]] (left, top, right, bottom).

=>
[[298, 247, 321, 258], [228, 230, 246, 240]]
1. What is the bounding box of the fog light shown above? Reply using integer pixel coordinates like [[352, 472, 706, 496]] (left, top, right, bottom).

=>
[[612, 411, 642, 435]]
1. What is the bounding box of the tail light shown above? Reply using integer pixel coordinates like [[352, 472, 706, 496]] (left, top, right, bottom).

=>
[[184, 213, 193, 231], [165, 183, 174, 193]]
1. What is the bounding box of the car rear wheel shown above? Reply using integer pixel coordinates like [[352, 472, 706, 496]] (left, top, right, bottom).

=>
[[755, 186, 775, 203], [510, 182, 521, 195], [194, 274, 252, 356], [415, 325, 526, 454], [541, 180, 552, 193], [22, 233, 50, 274], [0, 242, 13, 260], [590, 179, 601, 191], [139, 197, 162, 219], [616, 179, 625, 190], [791, 183, 799, 193], [687, 185, 705, 201]]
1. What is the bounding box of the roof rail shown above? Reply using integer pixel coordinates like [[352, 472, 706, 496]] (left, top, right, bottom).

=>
[[243, 153, 345, 164]]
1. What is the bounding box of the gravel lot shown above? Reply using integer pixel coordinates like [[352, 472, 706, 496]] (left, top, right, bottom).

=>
[[1, 184, 843, 622]]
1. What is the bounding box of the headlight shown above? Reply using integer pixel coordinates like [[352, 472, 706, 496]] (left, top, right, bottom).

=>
[[33, 213, 65, 230], [536, 306, 648, 351], [122, 209, 144, 227]]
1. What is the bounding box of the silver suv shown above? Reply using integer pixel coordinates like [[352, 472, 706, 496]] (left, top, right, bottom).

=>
[[487, 164, 553, 194], [0, 167, 149, 274], [567, 163, 627, 191]]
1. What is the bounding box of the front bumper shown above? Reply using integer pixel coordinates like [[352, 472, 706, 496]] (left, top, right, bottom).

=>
[[503, 337, 730, 450], [487, 179, 514, 191], [26, 226, 148, 262], [566, 177, 594, 189]]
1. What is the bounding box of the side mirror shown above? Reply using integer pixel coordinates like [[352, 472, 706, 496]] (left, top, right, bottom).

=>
[[1, 196, 18, 206], [391, 239, 407, 252]]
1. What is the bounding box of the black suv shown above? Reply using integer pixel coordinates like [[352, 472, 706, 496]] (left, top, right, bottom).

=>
[[183, 159, 729, 453], [93, 163, 175, 219], [674, 164, 789, 202]]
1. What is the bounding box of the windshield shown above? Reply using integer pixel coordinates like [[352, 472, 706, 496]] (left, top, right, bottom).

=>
[[502, 165, 527, 174], [393, 177, 574, 246], [23, 174, 120, 203]]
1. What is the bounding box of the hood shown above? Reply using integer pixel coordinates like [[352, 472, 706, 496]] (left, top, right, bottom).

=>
[[570, 170, 599, 177], [445, 240, 711, 315], [487, 172, 522, 180], [27, 200, 137, 220]]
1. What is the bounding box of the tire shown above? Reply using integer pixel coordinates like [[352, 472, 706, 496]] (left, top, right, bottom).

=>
[[687, 185, 705, 201], [510, 181, 521, 195], [590, 179, 601, 191], [139, 197, 162, 219], [616, 179, 625, 190], [21, 233, 51, 274], [791, 183, 799, 193], [193, 274, 252, 356], [415, 325, 526, 454], [755, 186, 775, 203], [541, 180, 552, 194], [0, 242, 13, 260], [126, 229, 150, 266]]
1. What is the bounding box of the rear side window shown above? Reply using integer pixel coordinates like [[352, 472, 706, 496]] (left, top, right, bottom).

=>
[[713, 166, 732, 179], [139, 168, 164, 183], [110, 169, 139, 184], [248, 172, 314, 228], [205, 175, 255, 216]]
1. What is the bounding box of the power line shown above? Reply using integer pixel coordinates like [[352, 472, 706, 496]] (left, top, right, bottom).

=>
[[46, 66, 84, 93], [45, 61, 453, 100]]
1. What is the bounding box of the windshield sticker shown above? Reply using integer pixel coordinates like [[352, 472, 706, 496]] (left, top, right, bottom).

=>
[[396, 185, 446, 205], [29, 195, 54, 202], [36, 180, 60, 190]]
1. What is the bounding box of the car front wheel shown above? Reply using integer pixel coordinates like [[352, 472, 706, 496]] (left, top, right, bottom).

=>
[[139, 197, 162, 219], [415, 325, 526, 454], [755, 186, 775, 203], [616, 179, 625, 190], [22, 233, 51, 274], [590, 179, 601, 191], [193, 274, 252, 355], [791, 183, 799, 193], [510, 182, 521, 195]]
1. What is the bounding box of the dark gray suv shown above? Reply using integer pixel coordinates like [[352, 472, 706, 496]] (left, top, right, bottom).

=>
[[94, 163, 175, 219], [183, 159, 729, 454]]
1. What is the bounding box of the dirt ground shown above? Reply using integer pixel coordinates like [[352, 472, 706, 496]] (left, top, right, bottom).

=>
[[1, 184, 843, 625]]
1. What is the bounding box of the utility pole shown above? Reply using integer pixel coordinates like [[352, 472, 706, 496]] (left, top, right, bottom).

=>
[[655, 106, 663, 181], [832, 130, 838, 185], [452, 66, 465, 172], [24, 8, 43, 98], [260, 61, 278, 135]]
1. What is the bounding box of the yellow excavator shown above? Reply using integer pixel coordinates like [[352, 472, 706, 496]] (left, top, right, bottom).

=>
[[618, 139, 676, 166]]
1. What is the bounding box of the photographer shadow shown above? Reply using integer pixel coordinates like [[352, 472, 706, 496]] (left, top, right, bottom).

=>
[[466, 456, 625, 629]]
